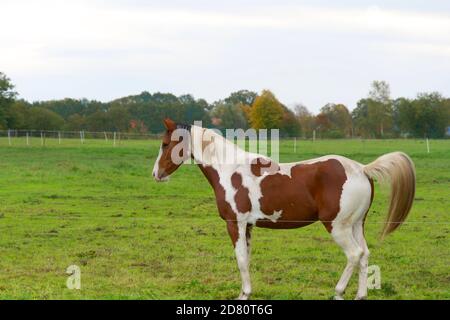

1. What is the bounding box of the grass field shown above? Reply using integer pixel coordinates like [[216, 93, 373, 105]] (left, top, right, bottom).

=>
[[0, 137, 448, 299]]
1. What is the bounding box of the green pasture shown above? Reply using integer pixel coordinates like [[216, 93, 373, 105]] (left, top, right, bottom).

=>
[[0, 137, 448, 299]]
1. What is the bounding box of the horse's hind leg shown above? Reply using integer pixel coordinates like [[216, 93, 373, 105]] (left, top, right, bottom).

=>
[[331, 222, 363, 300], [353, 220, 370, 300]]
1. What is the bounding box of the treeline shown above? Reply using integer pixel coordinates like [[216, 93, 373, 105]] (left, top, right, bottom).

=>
[[1, 73, 449, 138]]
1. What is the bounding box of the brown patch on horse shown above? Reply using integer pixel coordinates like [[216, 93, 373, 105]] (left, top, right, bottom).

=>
[[157, 134, 186, 177], [256, 159, 347, 231], [231, 172, 252, 213], [226, 221, 252, 248], [197, 165, 236, 222], [226, 221, 239, 247], [250, 157, 280, 177]]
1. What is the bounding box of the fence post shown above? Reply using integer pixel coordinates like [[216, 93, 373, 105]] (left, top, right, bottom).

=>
[[113, 132, 116, 147], [7, 129, 11, 146], [426, 138, 430, 153], [58, 131, 61, 145], [41, 131, 44, 146], [294, 137, 297, 153], [26, 132, 29, 146], [104, 131, 108, 142], [313, 130, 316, 142]]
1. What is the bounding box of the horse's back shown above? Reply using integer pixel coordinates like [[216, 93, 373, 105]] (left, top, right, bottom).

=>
[[256, 155, 370, 231]]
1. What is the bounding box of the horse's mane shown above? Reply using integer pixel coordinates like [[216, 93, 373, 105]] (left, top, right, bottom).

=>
[[190, 125, 267, 166], [176, 123, 192, 131]]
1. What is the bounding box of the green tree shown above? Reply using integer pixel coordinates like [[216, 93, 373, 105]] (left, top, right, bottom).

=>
[[108, 104, 131, 131], [86, 111, 111, 131], [7, 100, 31, 129], [0, 72, 17, 129], [352, 99, 375, 138], [27, 107, 64, 130], [369, 80, 391, 105], [352, 81, 394, 138], [393, 97, 413, 136], [64, 113, 87, 131], [280, 106, 301, 137], [367, 80, 394, 137], [318, 103, 352, 137], [210, 101, 249, 129], [393, 93, 450, 138], [249, 90, 284, 130], [294, 104, 315, 138], [224, 90, 257, 106]]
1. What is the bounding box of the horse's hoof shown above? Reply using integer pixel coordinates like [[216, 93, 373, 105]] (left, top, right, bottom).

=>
[[236, 292, 250, 300], [334, 295, 344, 300], [354, 295, 367, 300]]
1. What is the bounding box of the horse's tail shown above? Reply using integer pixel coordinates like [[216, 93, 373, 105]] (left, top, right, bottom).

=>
[[363, 152, 416, 239]]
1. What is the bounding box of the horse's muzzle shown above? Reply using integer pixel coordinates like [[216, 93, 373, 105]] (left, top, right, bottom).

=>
[[153, 170, 169, 182]]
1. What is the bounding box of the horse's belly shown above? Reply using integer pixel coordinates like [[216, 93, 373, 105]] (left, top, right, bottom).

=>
[[255, 192, 318, 229], [255, 218, 316, 229]]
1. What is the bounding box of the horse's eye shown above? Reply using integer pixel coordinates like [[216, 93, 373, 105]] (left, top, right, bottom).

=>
[[162, 143, 169, 148]]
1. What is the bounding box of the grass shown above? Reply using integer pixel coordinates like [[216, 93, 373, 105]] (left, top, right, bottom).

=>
[[0, 137, 448, 299]]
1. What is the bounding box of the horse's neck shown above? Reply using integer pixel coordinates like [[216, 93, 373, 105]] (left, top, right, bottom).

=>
[[191, 126, 249, 170]]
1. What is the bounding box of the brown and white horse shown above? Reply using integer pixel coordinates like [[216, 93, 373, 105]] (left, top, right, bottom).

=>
[[152, 118, 415, 300]]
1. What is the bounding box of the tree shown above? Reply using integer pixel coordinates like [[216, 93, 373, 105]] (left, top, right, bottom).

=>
[[352, 81, 395, 138], [280, 106, 301, 137], [394, 94, 450, 138], [249, 90, 284, 130], [86, 111, 111, 131], [27, 107, 64, 130], [369, 80, 391, 105], [0, 72, 17, 129], [352, 99, 375, 138], [393, 97, 413, 136], [367, 80, 394, 137], [7, 100, 30, 129], [294, 104, 315, 138], [314, 113, 331, 138], [64, 113, 86, 131], [318, 103, 352, 138], [224, 90, 257, 106], [108, 104, 131, 131], [210, 101, 249, 129]]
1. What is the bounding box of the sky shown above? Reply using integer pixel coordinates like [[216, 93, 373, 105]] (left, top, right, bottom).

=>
[[1, 0, 450, 112]]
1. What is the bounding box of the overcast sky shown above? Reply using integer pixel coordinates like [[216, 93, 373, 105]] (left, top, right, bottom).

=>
[[1, 0, 450, 112]]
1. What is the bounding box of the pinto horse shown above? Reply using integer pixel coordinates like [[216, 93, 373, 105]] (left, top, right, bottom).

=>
[[152, 118, 415, 300]]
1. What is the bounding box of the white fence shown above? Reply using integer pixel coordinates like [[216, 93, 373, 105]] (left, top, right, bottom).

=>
[[0, 129, 161, 147]]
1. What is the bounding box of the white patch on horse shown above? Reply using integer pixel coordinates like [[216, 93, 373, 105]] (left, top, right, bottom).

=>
[[152, 145, 163, 178], [235, 220, 251, 299], [331, 157, 372, 299]]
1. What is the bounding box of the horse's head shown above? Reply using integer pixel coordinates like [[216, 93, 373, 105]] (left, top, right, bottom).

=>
[[152, 118, 191, 182]]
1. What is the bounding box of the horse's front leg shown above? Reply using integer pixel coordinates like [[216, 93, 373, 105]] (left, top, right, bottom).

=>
[[226, 220, 252, 300]]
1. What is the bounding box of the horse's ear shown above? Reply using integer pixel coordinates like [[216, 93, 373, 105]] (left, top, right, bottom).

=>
[[163, 118, 176, 131]]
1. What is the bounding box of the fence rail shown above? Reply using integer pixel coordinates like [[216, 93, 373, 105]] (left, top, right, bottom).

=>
[[0, 129, 438, 155], [0, 129, 163, 146]]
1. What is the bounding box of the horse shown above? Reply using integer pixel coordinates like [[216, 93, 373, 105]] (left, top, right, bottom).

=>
[[152, 118, 415, 300]]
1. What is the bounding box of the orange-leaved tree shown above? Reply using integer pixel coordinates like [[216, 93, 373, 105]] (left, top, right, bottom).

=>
[[249, 90, 284, 130]]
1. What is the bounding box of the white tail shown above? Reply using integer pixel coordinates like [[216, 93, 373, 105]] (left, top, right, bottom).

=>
[[364, 152, 416, 238]]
